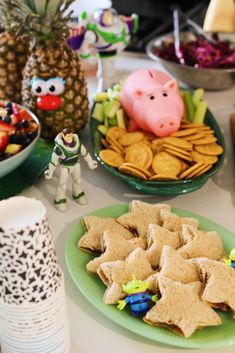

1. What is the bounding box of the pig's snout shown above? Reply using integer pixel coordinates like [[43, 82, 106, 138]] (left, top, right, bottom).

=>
[[153, 116, 180, 137]]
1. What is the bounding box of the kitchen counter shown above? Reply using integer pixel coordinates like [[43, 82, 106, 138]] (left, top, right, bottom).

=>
[[23, 51, 235, 353]]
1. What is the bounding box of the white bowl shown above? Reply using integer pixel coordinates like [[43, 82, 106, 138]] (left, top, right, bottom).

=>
[[0, 108, 40, 178]]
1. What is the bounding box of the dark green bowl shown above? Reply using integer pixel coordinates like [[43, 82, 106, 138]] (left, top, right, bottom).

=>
[[90, 108, 225, 195]]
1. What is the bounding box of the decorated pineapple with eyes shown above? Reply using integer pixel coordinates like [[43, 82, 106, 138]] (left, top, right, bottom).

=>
[[0, 0, 29, 103], [10, 0, 89, 140]]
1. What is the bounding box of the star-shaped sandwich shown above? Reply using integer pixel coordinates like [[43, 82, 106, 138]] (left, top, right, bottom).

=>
[[177, 225, 224, 260], [159, 245, 199, 283], [193, 258, 235, 316], [144, 275, 221, 337], [97, 248, 154, 304], [117, 201, 171, 239], [78, 216, 134, 253], [160, 209, 199, 232], [86, 231, 145, 273], [146, 224, 181, 268]]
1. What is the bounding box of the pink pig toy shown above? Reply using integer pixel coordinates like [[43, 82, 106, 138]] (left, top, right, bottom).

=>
[[120, 69, 184, 137]]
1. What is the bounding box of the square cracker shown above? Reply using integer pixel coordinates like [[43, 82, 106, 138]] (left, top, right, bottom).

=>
[[144, 275, 221, 337], [97, 248, 154, 304], [78, 216, 134, 253]]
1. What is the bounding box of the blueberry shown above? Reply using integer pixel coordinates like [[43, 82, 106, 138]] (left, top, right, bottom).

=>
[[14, 122, 22, 129], [9, 135, 19, 143], [6, 107, 13, 115], [4, 116, 12, 124], [22, 120, 29, 128], [27, 131, 37, 140], [5, 102, 12, 109], [22, 138, 31, 147]]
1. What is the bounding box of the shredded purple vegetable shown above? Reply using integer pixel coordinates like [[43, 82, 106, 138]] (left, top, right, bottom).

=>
[[153, 35, 235, 69]]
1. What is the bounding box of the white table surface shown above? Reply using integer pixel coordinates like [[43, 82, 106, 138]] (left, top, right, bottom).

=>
[[23, 52, 235, 353]]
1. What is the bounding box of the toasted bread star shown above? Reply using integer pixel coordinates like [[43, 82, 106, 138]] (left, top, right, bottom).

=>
[[144, 275, 221, 337], [159, 245, 199, 283], [146, 224, 181, 268], [78, 216, 134, 253], [160, 209, 199, 232], [144, 272, 159, 294], [117, 201, 171, 239], [177, 225, 224, 260], [86, 231, 145, 273], [194, 258, 235, 316], [97, 248, 154, 304]]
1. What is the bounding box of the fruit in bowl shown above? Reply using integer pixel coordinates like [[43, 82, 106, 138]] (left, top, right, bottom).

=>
[[0, 102, 40, 178]]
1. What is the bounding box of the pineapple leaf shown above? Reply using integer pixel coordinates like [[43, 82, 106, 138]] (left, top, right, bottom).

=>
[[46, 0, 64, 16], [34, 0, 48, 16], [5, 0, 76, 42]]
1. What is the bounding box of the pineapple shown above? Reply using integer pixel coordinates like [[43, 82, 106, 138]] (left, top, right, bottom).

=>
[[0, 1, 29, 103], [10, 0, 89, 140]]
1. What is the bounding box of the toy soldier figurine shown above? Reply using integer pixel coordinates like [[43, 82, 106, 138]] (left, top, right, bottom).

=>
[[44, 128, 98, 212]]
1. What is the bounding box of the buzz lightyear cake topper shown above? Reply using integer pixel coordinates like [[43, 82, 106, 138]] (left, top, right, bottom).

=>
[[68, 7, 138, 91], [44, 128, 98, 212]]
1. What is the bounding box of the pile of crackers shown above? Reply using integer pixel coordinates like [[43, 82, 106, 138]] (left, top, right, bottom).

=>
[[99, 121, 224, 181], [78, 201, 235, 338]]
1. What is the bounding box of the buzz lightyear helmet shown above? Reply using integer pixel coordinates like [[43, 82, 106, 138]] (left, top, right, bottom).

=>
[[93, 8, 119, 27]]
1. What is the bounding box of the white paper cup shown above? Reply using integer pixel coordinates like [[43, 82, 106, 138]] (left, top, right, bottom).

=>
[[0, 278, 70, 353], [0, 196, 62, 304]]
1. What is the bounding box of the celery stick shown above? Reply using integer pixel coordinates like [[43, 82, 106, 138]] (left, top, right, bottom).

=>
[[105, 100, 120, 118], [94, 92, 108, 102], [104, 115, 109, 128], [113, 83, 121, 92], [91, 103, 104, 122], [109, 117, 118, 126], [193, 100, 208, 124], [116, 108, 126, 129], [193, 88, 204, 107], [97, 125, 108, 135], [183, 91, 195, 122]]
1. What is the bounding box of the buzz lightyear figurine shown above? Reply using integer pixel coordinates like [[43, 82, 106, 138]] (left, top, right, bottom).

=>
[[68, 8, 138, 91], [44, 128, 97, 212]]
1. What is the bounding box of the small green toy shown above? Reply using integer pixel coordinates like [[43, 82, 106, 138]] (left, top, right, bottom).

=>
[[224, 248, 235, 269], [117, 276, 157, 316]]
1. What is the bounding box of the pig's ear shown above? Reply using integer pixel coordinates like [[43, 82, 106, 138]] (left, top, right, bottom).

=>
[[164, 79, 178, 91], [133, 89, 144, 99]]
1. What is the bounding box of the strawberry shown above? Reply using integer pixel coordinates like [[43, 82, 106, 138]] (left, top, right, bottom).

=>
[[0, 131, 9, 152], [0, 120, 15, 133], [12, 103, 21, 120], [19, 109, 33, 121]]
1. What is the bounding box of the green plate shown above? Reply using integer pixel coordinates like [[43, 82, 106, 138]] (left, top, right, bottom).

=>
[[0, 138, 52, 200], [90, 109, 225, 195], [66, 204, 235, 348]]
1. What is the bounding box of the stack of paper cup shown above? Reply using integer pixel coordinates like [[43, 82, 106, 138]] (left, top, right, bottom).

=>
[[0, 196, 70, 353]]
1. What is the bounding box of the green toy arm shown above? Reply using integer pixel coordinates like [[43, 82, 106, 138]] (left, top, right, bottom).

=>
[[151, 295, 158, 303], [224, 258, 231, 266], [117, 299, 126, 310]]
